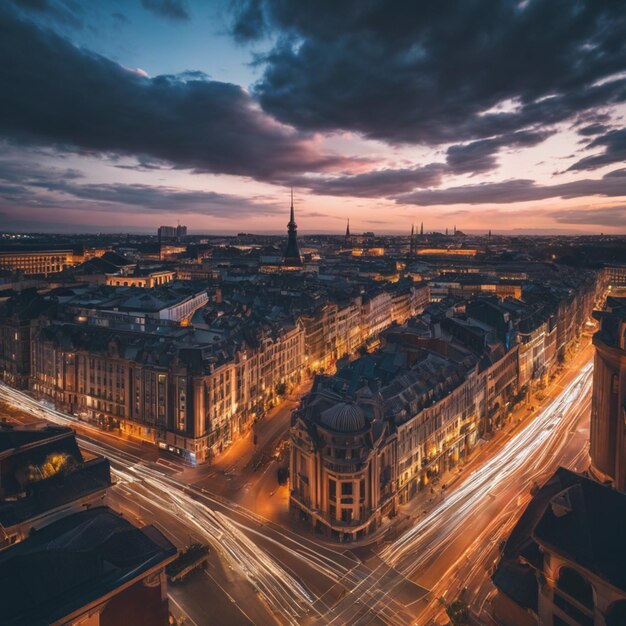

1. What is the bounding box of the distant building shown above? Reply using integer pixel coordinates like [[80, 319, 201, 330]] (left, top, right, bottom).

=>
[[158, 224, 187, 241], [105, 268, 176, 288], [283, 191, 302, 268], [0, 506, 176, 626], [604, 264, 626, 289], [492, 468, 626, 626], [0, 423, 111, 548], [590, 297, 626, 491], [344, 218, 352, 248], [0, 248, 75, 276]]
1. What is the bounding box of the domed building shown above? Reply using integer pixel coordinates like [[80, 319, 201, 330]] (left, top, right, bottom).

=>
[[290, 391, 393, 541], [290, 336, 482, 542]]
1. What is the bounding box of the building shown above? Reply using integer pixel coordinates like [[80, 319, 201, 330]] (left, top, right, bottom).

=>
[[604, 264, 626, 289], [589, 297, 626, 491], [63, 283, 211, 327], [290, 335, 481, 541], [158, 224, 187, 241], [0, 423, 111, 548], [30, 313, 305, 463], [0, 248, 75, 276], [0, 506, 176, 626], [492, 467, 626, 626], [283, 190, 302, 268], [105, 267, 176, 288], [0, 291, 55, 388]]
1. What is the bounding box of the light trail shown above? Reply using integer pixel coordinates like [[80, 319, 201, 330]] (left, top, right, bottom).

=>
[[381, 359, 593, 574], [0, 355, 595, 626], [0, 383, 318, 625]]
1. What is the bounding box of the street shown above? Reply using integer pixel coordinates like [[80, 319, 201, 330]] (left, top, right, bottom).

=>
[[0, 341, 595, 626]]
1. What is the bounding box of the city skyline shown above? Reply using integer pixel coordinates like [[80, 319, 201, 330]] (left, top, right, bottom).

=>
[[1, 0, 626, 234]]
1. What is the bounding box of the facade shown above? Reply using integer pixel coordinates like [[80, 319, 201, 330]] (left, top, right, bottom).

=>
[[361, 290, 392, 343], [29, 317, 305, 463], [604, 264, 626, 289], [590, 297, 626, 491], [105, 268, 176, 288], [0, 248, 75, 275], [290, 336, 481, 540], [0, 292, 55, 388]]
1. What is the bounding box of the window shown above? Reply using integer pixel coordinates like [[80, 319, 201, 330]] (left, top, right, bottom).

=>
[[328, 479, 336, 499], [341, 482, 353, 496]]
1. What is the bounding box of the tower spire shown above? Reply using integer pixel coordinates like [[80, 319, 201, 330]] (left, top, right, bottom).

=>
[[283, 187, 302, 267]]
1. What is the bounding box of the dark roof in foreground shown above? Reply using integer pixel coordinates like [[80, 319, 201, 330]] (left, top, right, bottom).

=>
[[493, 467, 626, 611], [533, 469, 626, 593], [0, 506, 177, 626]]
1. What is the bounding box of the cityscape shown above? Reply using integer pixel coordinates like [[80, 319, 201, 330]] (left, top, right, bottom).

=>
[[1, 2, 626, 626]]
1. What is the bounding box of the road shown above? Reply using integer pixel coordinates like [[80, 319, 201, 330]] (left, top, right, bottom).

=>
[[376, 354, 594, 625], [0, 383, 398, 626], [0, 344, 595, 626]]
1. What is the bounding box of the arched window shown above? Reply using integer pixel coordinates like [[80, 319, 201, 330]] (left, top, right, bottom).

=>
[[606, 600, 626, 626], [554, 566, 594, 626], [557, 567, 593, 609]]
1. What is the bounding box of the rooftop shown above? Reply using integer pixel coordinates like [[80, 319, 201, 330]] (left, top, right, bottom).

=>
[[0, 506, 176, 625]]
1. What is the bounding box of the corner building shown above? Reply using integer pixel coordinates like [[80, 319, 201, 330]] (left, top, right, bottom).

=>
[[290, 337, 481, 541]]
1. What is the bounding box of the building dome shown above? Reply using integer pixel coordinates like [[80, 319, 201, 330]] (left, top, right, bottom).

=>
[[320, 402, 368, 433]]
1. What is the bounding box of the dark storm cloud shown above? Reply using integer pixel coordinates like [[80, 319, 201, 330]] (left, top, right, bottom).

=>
[[398, 169, 626, 206], [0, 6, 360, 183], [293, 164, 447, 197], [568, 129, 626, 171], [141, 0, 189, 21], [290, 130, 548, 197], [231, 0, 626, 146], [550, 206, 626, 227], [446, 130, 550, 175], [577, 123, 611, 137]]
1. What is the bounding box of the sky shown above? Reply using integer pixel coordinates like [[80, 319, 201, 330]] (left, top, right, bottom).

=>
[[1, 0, 626, 235]]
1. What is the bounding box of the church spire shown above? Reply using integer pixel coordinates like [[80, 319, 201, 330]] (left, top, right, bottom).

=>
[[283, 188, 302, 267]]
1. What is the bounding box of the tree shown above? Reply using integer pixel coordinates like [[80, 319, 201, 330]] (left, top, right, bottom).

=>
[[446, 600, 470, 626]]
